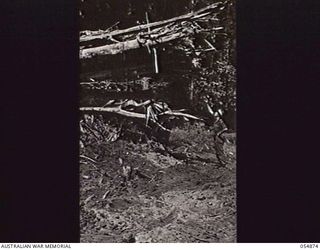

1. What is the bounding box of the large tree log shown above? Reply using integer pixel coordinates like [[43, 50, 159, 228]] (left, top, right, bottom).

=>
[[79, 106, 170, 132], [79, 107, 203, 121], [80, 29, 192, 59], [80, 107, 146, 119], [80, 2, 222, 43], [80, 3, 224, 59]]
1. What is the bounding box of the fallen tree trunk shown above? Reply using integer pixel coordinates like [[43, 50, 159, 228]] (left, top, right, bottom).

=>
[[80, 29, 192, 59], [80, 106, 170, 132], [80, 107, 203, 122], [80, 2, 222, 43], [80, 107, 146, 120], [80, 3, 224, 59]]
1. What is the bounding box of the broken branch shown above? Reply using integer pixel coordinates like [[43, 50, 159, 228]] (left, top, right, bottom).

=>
[[158, 110, 204, 121]]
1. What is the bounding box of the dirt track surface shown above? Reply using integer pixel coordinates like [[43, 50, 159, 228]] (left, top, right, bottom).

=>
[[80, 124, 236, 242]]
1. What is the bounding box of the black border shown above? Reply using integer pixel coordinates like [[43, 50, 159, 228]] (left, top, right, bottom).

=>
[[1, 1, 79, 242], [237, 0, 320, 242]]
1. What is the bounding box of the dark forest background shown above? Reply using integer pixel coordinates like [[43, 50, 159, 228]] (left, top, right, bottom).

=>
[[80, 0, 236, 128]]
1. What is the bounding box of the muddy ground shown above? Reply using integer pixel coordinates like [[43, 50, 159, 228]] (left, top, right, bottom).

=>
[[80, 123, 236, 243]]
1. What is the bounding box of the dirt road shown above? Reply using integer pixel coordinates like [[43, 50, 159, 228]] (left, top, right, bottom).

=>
[[80, 124, 236, 242]]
